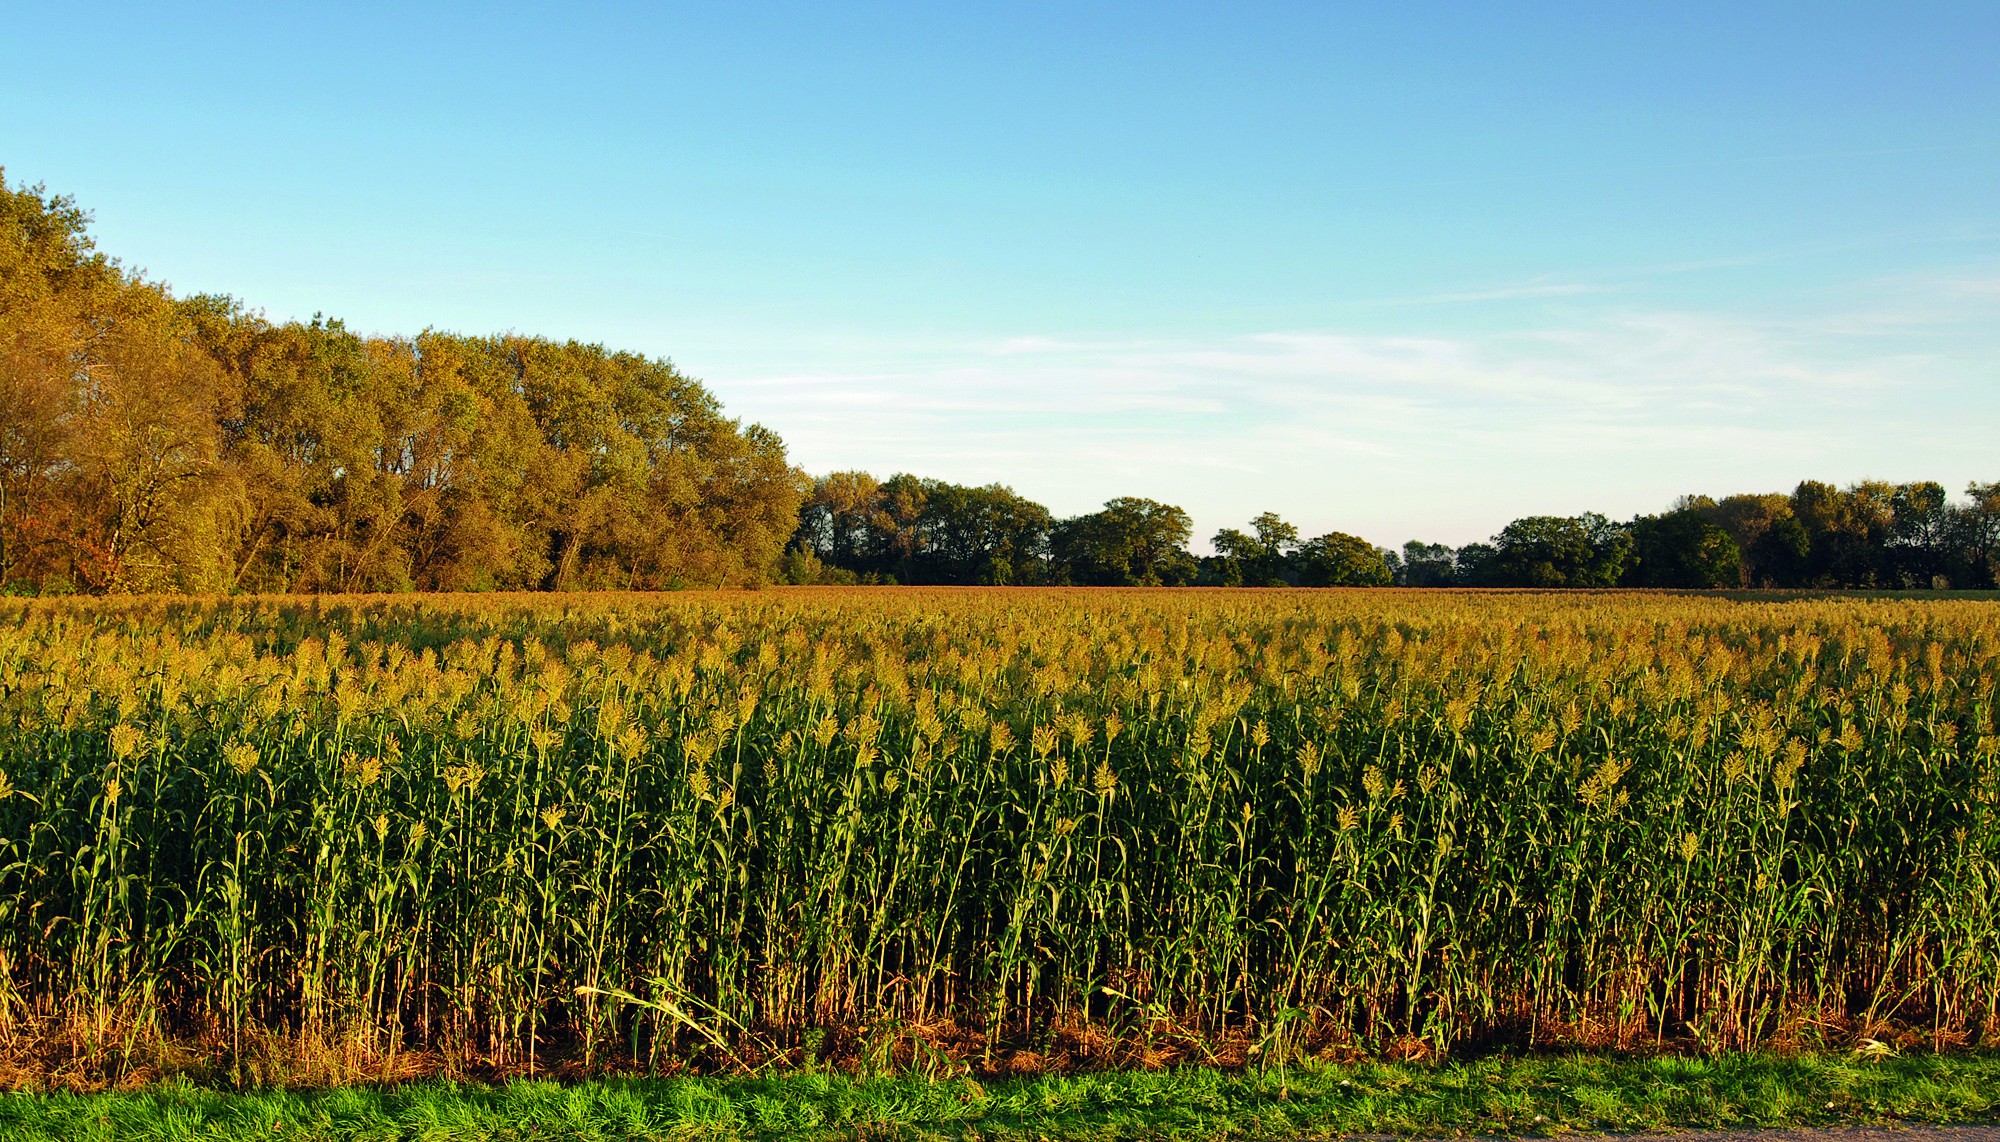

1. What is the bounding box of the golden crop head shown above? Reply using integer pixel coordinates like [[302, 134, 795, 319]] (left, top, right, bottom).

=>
[[108, 723, 145, 762], [1093, 760, 1117, 796], [1444, 697, 1473, 735], [988, 721, 1016, 756], [1335, 672, 1361, 703], [683, 735, 718, 768], [958, 703, 991, 733], [1030, 724, 1057, 759], [1773, 740, 1807, 792], [225, 742, 260, 776], [336, 682, 370, 724], [1249, 720, 1270, 750], [1723, 751, 1749, 786], [805, 667, 835, 705], [596, 699, 628, 739], [1337, 804, 1359, 831], [442, 762, 486, 795], [1688, 717, 1712, 751], [1295, 740, 1322, 779], [1362, 765, 1387, 803], [1578, 757, 1628, 811], [812, 714, 839, 749], [615, 725, 650, 760], [840, 716, 880, 752], [1063, 712, 1092, 750]]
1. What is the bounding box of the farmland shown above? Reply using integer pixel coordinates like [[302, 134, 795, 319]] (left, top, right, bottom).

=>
[[0, 589, 1995, 1087]]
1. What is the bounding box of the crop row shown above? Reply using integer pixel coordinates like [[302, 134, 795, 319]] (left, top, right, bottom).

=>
[[0, 589, 1994, 1080]]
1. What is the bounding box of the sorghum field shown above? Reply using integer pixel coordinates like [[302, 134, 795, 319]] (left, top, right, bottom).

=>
[[0, 589, 1995, 1087]]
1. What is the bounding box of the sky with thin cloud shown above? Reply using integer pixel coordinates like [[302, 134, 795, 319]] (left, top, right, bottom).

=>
[[4, 3, 1995, 547]]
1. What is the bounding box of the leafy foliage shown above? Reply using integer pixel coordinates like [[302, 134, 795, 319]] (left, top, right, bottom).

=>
[[0, 171, 804, 595], [7, 171, 1997, 596]]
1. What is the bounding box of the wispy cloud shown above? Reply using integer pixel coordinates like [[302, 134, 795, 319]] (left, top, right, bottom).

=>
[[710, 269, 1999, 544]]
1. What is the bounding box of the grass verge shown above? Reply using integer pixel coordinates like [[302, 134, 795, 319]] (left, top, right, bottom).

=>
[[0, 1053, 1995, 1141]]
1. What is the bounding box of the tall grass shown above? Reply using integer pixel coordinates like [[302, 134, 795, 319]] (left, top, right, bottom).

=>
[[0, 589, 1994, 1081]]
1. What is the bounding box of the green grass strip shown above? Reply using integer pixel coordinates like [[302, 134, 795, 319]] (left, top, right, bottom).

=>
[[1, 1053, 1996, 1141]]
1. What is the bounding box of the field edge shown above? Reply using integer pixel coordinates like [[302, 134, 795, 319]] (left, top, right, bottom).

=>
[[0, 1052, 1997, 1141]]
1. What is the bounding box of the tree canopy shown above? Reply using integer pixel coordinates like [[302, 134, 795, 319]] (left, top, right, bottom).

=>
[[1399, 481, 2000, 590], [0, 171, 804, 594], [6, 172, 1995, 595]]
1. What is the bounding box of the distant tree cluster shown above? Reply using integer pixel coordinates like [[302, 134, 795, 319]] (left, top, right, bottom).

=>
[[1417, 483, 2000, 590], [786, 476, 1393, 587], [788, 474, 2000, 592], [1, 173, 803, 594]]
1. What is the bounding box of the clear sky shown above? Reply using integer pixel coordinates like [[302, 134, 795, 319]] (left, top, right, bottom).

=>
[[5, 2, 1996, 547]]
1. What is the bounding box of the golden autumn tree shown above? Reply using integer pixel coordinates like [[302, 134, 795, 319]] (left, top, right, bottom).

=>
[[0, 171, 807, 594]]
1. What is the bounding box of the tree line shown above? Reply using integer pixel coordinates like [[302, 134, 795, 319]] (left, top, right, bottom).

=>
[[5, 171, 1996, 595], [786, 472, 2000, 590], [1, 173, 802, 594]]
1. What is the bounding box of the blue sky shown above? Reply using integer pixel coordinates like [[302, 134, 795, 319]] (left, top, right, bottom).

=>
[[5, 2, 1996, 546]]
